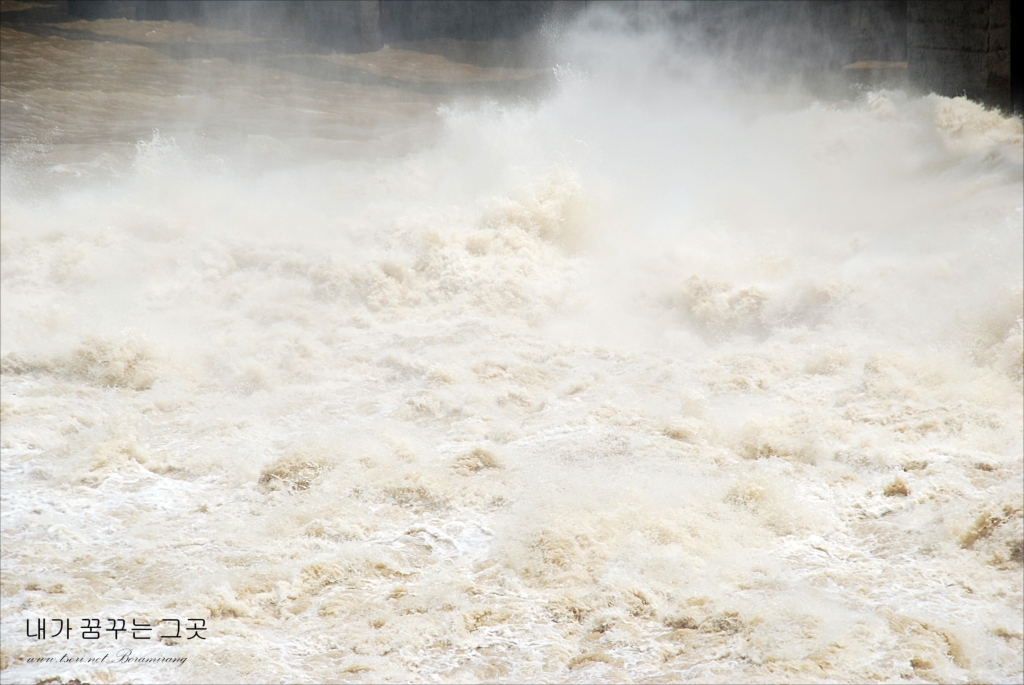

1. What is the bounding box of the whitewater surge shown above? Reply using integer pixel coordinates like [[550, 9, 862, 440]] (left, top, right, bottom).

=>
[[2, 9, 1023, 684]]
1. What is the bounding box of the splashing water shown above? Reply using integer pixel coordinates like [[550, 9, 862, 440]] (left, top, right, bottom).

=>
[[1, 8, 1022, 684]]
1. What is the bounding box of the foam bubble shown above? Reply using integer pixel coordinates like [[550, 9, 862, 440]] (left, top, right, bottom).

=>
[[2, 11, 1021, 684]]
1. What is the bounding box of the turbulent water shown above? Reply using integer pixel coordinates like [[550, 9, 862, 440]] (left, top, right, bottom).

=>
[[2, 4, 1023, 684]]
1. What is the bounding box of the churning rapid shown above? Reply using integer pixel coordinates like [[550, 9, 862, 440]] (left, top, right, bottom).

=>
[[1, 5, 1022, 684]]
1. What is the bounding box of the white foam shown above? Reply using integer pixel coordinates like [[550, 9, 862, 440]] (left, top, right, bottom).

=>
[[2, 12, 1022, 684]]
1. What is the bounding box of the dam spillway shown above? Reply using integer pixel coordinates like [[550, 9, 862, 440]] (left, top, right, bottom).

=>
[[1, 1, 1022, 683]]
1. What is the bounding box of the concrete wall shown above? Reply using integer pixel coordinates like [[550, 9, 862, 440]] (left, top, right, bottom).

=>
[[64, 0, 1017, 111], [660, 1, 906, 71], [1014, 3, 1023, 114], [304, 0, 379, 52], [907, 0, 1012, 110], [67, 1, 562, 50], [379, 1, 560, 43]]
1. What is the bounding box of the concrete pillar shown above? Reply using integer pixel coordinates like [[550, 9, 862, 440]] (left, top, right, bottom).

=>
[[358, 0, 382, 52], [1014, 2, 1023, 114], [907, 0, 1012, 111], [983, 1, 1011, 108]]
